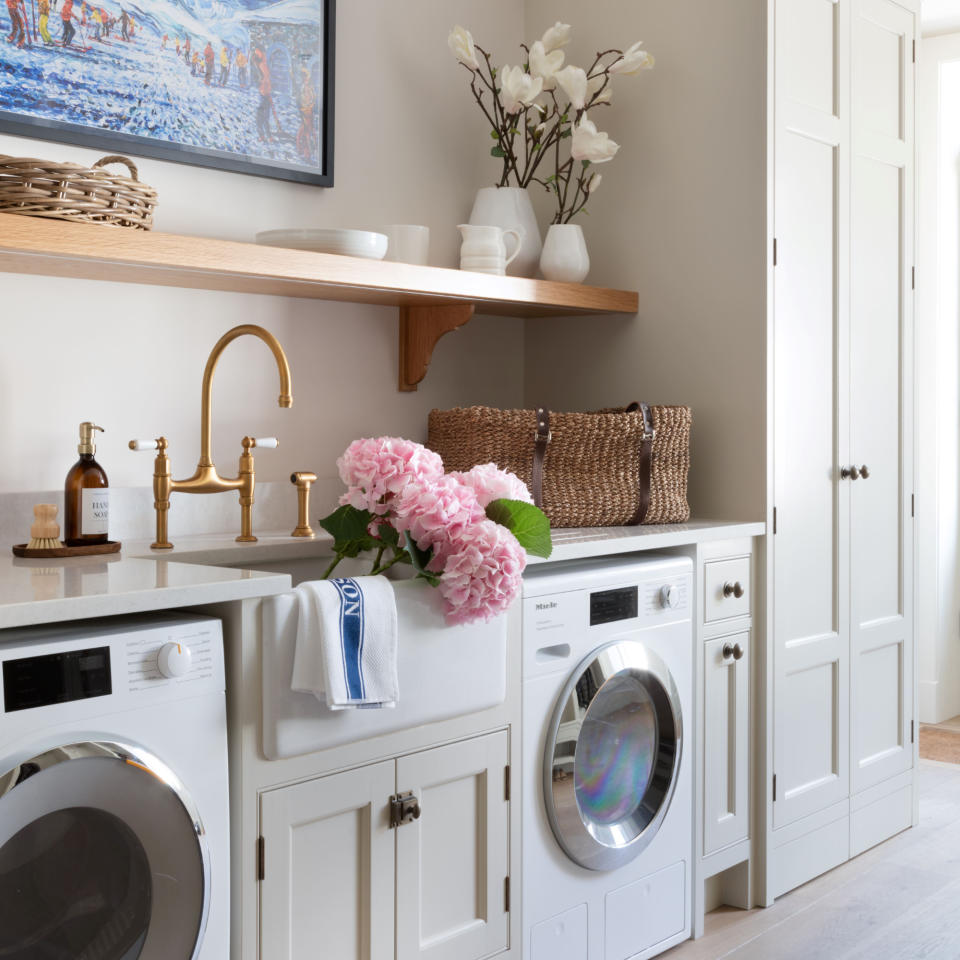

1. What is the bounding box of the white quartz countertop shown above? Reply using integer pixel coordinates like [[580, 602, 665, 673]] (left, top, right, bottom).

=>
[[0, 519, 764, 631], [124, 519, 766, 568], [0, 553, 290, 630]]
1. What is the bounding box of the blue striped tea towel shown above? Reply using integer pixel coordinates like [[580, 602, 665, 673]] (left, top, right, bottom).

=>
[[291, 576, 399, 710]]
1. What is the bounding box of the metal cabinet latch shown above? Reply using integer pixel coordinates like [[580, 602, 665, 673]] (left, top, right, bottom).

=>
[[390, 791, 421, 828]]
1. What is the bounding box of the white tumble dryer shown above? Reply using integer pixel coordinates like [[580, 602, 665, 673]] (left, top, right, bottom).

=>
[[0, 612, 230, 960], [522, 554, 694, 960]]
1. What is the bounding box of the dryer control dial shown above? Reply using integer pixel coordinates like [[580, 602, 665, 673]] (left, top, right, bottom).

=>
[[157, 641, 192, 678], [659, 585, 680, 610]]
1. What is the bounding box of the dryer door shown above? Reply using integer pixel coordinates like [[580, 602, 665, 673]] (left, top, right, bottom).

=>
[[545, 640, 683, 871], [0, 740, 209, 960]]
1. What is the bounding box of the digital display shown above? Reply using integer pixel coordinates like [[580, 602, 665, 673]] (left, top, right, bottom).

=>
[[3, 646, 112, 712], [590, 586, 639, 626]]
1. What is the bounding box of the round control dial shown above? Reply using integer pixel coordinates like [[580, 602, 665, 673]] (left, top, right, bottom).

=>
[[659, 585, 680, 610], [157, 641, 192, 679]]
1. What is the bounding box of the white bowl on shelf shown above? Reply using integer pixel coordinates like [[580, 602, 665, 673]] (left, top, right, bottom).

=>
[[255, 228, 388, 260]]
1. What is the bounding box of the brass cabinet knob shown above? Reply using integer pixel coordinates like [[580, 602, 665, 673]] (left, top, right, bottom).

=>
[[859, 464, 870, 479], [722, 642, 745, 661], [841, 466, 861, 480], [723, 581, 745, 599]]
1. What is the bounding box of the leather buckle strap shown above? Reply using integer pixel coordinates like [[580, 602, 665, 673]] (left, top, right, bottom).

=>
[[629, 401, 655, 525], [531, 407, 551, 509]]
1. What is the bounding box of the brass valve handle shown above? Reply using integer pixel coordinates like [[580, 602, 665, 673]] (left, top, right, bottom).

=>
[[291, 471, 317, 538]]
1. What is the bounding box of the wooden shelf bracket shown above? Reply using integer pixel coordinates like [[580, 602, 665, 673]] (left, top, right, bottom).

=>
[[398, 303, 475, 391]]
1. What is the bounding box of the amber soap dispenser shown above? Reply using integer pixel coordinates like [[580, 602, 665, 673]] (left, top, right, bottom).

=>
[[65, 422, 109, 546]]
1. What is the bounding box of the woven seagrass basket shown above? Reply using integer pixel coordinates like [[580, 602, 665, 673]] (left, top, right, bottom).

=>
[[0, 154, 158, 229], [428, 404, 692, 528]]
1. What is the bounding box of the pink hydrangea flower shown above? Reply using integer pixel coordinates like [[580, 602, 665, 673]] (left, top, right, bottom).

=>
[[449, 463, 533, 508], [438, 519, 527, 625], [393, 475, 486, 559], [337, 437, 444, 515]]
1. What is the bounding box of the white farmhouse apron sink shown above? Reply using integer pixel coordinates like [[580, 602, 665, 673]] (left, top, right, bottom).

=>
[[228, 556, 507, 760]]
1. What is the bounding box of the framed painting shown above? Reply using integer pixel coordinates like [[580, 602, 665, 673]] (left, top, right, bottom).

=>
[[0, 0, 334, 185]]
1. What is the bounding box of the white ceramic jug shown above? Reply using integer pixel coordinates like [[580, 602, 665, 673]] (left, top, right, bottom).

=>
[[468, 186, 542, 277], [458, 223, 522, 276]]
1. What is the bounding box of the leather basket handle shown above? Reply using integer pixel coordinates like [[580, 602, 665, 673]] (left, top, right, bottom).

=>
[[531, 407, 551, 509]]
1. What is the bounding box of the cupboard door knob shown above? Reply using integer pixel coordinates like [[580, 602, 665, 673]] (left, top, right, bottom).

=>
[[723, 642, 745, 661], [841, 465, 860, 480], [723, 581, 744, 599], [859, 464, 870, 479]]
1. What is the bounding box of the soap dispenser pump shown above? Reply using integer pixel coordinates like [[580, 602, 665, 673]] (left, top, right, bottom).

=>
[[64, 422, 109, 546]]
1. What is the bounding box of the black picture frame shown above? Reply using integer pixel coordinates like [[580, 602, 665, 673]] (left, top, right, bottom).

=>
[[0, 0, 335, 186]]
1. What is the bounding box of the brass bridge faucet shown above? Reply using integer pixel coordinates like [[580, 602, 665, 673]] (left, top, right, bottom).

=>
[[130, 324, 293, 549]]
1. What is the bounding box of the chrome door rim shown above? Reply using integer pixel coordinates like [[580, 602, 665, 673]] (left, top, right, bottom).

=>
[[544, 639, 683, 871], [0, 739, 211, 960]]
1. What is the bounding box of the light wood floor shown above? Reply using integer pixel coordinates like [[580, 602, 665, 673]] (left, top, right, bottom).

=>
[[663, 760, 960, 960], [927, 714, 960, 734]]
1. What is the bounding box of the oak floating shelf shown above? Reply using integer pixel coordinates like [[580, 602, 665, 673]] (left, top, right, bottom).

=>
[[0, 213, 638, 390]]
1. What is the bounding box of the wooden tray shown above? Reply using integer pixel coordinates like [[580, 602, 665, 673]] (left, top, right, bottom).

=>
[[12, 540, 121, 559]]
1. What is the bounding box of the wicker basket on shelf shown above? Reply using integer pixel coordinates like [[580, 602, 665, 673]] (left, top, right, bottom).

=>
[[428, 402, 692, 528], [0, 154, 158, 229]]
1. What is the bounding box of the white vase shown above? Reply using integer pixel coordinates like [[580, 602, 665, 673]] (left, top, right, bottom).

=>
[[468, 186, 542, 278], [539, 224, 590, 283]]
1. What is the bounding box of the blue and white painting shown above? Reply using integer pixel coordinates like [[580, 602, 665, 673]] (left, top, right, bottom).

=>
[[0, 0, 332, 184]]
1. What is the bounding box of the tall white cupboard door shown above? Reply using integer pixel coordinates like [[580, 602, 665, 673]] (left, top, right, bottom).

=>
[[704, 632, 751, 854], [772, 0, 851, 830], [849, 0, 915, 798], [396, 731, 510, 960], [260, 761, 396, 960]]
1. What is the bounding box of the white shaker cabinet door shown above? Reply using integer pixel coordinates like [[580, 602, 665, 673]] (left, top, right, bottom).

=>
[[703, 632, 751, 855], [849, 0, 915, 800], [772, 0, 851, 831], [396, 731, 510, 960], [259, 760, 396, 960]]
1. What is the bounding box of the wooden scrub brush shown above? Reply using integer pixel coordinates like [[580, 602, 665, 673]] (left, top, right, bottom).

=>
[[28, 503, 65, 550]]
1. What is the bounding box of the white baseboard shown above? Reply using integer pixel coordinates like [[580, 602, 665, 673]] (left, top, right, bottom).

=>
[[919, 679, 940, 723]]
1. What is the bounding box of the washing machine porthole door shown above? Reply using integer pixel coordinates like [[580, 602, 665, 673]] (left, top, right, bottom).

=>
[[544, 640, 683, 871], [0, 740, 210, 960]]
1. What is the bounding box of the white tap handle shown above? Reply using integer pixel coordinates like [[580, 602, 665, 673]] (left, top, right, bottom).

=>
[[128, 439, 157, 451], [254, 437, 279, 449]]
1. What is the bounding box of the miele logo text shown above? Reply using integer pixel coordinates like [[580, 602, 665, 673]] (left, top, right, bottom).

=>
[[535, 601, 558, 611]]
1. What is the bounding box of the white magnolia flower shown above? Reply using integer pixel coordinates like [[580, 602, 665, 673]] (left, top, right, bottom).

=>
[[528, 40, 564, 90], [587, 73, 612, 105], [588, 173, 602, 193], [609, 40, 655, 76], [541, 21, 572, 53], [556, 65, 588, 110], [571, 115, 620, 164], [500, 65, 544, 114], [448, 25, 479, 71]]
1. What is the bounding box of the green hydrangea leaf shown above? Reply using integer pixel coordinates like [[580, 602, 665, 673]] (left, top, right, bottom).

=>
[[485, 499, 553, 558], [320, 505, 374, 543], [402, 532, 441, 587]]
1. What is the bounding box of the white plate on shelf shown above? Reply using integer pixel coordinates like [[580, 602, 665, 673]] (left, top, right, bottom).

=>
[[255, 228, 388, 260]]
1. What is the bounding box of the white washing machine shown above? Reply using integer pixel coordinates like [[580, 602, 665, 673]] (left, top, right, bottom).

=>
[[0, 612, 229, 960], [522, 554, 694, 960]]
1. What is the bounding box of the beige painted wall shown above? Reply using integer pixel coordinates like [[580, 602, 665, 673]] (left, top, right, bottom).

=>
[[0, 1, 525, 530], [522, 0, 767, 521]]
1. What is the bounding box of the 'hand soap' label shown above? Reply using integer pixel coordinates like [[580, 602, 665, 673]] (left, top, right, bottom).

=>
[[81, 488, 110, 536]]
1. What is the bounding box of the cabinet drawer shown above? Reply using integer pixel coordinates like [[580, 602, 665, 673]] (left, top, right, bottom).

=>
[[703, 557, 751, 623]]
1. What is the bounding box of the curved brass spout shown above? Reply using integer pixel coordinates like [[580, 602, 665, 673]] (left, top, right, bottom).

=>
[[198, 324, 293, 468]]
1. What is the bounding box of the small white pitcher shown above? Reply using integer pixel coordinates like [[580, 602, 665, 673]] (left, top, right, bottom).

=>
[[458, 224, 522, 276]]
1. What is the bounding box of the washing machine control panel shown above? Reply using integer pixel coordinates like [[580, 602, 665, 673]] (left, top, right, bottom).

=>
[[125, 623, 217, 691], [589, 585, 638, 625]]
